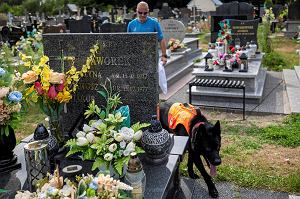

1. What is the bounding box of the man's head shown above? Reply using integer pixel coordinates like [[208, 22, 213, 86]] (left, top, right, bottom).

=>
[[136, 1, 149, 23]]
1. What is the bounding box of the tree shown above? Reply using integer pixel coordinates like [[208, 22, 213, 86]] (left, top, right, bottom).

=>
[[0, 2, 11, 13]]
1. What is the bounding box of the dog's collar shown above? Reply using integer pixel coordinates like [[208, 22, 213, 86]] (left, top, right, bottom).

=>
[[191, 121, 205, 150]]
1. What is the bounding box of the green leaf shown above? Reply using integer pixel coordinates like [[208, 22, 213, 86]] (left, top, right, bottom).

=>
[[97, 90, 107, 99], [114, 156, 130, 176], [4, 125, 9, 136], [135, 146, 145, 154], [83, 148, 96, 160], [0, 189, 7, 193], [100, 110, 106, 120], [131, 122, 151, 132], [92, 157, 106, 171]]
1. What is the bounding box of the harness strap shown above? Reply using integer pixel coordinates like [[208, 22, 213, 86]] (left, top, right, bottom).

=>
[[191, 121, 205, 150]]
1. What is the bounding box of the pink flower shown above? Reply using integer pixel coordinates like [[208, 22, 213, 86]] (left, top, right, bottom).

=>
[[56, 83, 64, 92], [48, 85, 57, 99], [34, 82, 43, 95]]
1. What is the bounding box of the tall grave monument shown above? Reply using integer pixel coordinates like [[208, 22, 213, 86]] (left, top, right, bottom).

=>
[[43, 33, 159, 133], [211, 1, 254, 44], [284, 0, 300, 38]]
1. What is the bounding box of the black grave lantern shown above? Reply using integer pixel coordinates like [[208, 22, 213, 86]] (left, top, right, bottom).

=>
[[204, 52, 214, 71], [239, 53, 248, 72]]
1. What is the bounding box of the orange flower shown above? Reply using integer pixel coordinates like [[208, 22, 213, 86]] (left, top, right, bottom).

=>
[[21, 71, 38, 84], [49, 71, 65, 84]]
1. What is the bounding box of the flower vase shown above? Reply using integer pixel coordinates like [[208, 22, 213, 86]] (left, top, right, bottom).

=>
[[48, 115, 64, 147], [0, 125, 21, 173]]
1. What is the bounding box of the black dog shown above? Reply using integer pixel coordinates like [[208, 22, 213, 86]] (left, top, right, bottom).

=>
[[160, 102, 221, 198]]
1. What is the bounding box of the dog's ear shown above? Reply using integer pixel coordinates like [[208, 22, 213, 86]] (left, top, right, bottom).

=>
[[196, 123, 206, 139], [213, 120, 221, 135]]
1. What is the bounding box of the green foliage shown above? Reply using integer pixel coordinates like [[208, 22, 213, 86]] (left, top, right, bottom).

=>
[[131, 122, 150, 132], [262, 51, 287, 71], [10, 5, 24, 16], [258, 24, 272, 53], [264, 0, 273, 9], [0, 3, 11, 13]]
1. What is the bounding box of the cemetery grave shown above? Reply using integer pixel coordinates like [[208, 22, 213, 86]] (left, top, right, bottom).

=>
[[0, 1, 300, 199]]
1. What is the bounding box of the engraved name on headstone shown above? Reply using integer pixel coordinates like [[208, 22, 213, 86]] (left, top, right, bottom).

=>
[[230, 19, 259, 46], [43, 33, 159, 132], [160, 19, 186, 43]]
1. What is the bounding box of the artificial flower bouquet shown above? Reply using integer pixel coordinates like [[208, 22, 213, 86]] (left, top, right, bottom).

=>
[[0, 44, 23, 135], [20, 42, 100, 144], [167, 38, 186, 52], [15, 167, 132, 199], [66, 80, 149, 176]]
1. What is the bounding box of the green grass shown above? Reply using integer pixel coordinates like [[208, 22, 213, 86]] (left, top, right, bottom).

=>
[[15, 105, 46, 143], [179, 114, 300, 194]]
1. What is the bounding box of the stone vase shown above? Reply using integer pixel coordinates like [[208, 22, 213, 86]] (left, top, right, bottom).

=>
[[0, 125, 21, 173]]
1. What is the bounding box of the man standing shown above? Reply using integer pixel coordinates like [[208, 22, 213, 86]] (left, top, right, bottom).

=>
[[127, 1, 167, 65]]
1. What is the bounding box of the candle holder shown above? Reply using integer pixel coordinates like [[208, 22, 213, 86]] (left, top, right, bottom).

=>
[[24, 140, 50, 192], [223, 55, 233, 72], [239, 53, 248, 72], [204, 52, 214, 71]]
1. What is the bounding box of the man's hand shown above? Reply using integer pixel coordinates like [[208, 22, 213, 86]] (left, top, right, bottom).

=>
[[161, 56, 167, 65]]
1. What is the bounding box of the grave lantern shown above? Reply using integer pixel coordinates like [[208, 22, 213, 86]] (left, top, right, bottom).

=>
[[24, 140, 50, 191], [124, 153, 146, 199], [249, 40, 257, 58], [204, 52, 214, 71], [224, 54, 232, 72], [239, 53, 248, 72]]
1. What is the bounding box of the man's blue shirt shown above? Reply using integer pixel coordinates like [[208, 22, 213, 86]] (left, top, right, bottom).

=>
[[127, 17, 164, 41]]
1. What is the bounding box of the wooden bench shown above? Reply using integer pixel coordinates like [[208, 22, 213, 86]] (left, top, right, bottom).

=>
[[189, 78, 246, 120]]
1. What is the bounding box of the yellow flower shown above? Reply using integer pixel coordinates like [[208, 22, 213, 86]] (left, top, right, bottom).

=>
[[25, 85, 35, 96], [40, 65, 51, 91], [32, 65, 41, 75], [24, 62, 31, 67], [57, 89, 72, 103], [22, 71, 38, 84], [82, 65, 88, 73], [67, 66, 76, 75], [66, 77, 72, 85], [72, 73, 79, 81], [39, 56, 49, 66]]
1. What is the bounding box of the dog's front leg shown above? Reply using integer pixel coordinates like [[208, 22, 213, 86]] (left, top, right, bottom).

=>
[[188, 151, 199, 179], [193, 155, 219, 198]]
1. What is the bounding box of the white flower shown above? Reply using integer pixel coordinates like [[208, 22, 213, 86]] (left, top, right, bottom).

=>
[[76, 137, 89, 146], [90, 119, 103, 129], [109, 143, 117, 152], [133, 130, 143, 141], [60, 185, 72, 197], [119, 127, 134, 142], [104, 153, 113, 161], [119, 141, 126, 149], [123, 150, 131, 156], [86, 133, 95, 143], [76, 131, 86, 138], [114, 133, 124, 142], [83, 124, 95, 133], [126, 142, 135, 152]]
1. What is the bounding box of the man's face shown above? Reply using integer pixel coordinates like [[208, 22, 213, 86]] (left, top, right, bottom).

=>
[[137, 5, 149, 23]]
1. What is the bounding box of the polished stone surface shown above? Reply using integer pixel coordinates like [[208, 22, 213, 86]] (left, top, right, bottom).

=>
[[283, 69, 300, 113], [43, 33, 159, 132]]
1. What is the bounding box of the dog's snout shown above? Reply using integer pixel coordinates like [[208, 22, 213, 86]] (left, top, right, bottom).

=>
[[214, 158, 221, 166]]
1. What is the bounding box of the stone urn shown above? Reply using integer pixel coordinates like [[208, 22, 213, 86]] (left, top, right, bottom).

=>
[[141, 115, 171, 165]]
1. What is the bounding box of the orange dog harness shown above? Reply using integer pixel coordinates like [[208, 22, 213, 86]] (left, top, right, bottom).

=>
[[168, 103, 198, 135]]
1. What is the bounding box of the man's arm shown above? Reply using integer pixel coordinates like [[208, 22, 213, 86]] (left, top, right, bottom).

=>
[[160, 39, 167, 65]]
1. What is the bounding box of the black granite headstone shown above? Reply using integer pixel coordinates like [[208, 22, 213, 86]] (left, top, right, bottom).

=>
[[100, 23, 127, 33], [158, 3, 175, 19], [43, 33, 159, 133], [288, 0, 300, 20], [68, 16, 91, 33], [211, 1, 254, 43], [230, 19, 259, 46]]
